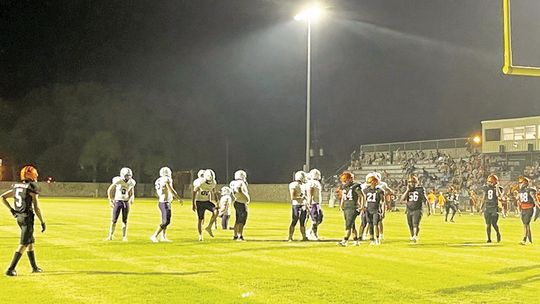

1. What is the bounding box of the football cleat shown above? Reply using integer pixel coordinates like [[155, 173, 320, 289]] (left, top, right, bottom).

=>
[[105, 236, 113, 241], [150, 235, 159, 243], [205, 227, 214, 237], [122, 237, 128, 242], [198, 235, 204, 242], [337, 240, 348, 247], [5, 269, 16, 276], [353, 240, 360, 246], [32, 267, 43, 273]]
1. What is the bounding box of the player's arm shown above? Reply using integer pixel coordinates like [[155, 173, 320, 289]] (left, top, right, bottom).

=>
[[242, 183, 251, 204], [165, 181, 183, 203], [128, 188, 135, 205], [1, 189, 17, 216], [357, 188, 366, 210], [192, 185, 199, 212], [307, 185, 314, 205], [532, 190, 540, 209], [106, 184, 115, 207], [399, 190, 409, 203], [30, 193, 46, 232]]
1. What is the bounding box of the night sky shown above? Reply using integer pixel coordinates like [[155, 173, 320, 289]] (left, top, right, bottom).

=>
[[1, 0, 540, 183]]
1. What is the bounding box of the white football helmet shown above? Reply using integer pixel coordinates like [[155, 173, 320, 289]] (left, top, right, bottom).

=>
[[294, 171, 307, 182], [234, 170, 247, 181], [204, 169, 215, 182], [221, 186, 232, 196], [197, 169, 205, 178], [309, 168, 321, 180], [159, 167, 172, 178], [120, 167, 133, 180]]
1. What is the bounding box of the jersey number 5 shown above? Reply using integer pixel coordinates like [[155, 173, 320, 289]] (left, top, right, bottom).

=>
[[14, 188, 24, 208]]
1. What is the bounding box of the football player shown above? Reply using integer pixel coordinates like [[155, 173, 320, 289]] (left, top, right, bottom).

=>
[[479, 175, 503, 243], [468, 189, 478, 215], [516, 176, 540, 245], [192, 169, 219, 241], [106, 167, 136, 242], [400, 175, 430, 243], [337, 172, 364, 246], [218, 186, 233, 231], [444, 186, 458, 222], [1, 166, 46, 276], [371, 172, 394, 240], [306, 168, 324, 240], [288, 171, 308, 241], [150, 167, 183, 243], [363, 174, 385, 245], [230, 170, 250, 241], [427, 189, 438, 215]]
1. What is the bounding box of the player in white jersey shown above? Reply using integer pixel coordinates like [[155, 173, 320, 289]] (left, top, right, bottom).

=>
[[218, 186, 233, 231], [288, 171, 308, 241], [306, 169, 324, 240], [106, 167, 136, 241], [192, 169, 218, 241], [150, 167, 183, 243], [230, 170, 251, 241]]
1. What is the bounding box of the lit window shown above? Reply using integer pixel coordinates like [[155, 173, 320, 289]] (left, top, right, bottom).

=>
[[514, 127, 525, 140], [525, 125, 536, 140], [503, 128, 513, 141]]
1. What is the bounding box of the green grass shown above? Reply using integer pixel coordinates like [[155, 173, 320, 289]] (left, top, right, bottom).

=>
[[1, 198, 540, 303]]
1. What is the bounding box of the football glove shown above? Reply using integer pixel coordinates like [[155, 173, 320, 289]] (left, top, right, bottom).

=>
[[41, 222, 46, 233]]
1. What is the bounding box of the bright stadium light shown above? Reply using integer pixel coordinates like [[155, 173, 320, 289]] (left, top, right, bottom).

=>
[[294, 4, 325, 172], [294, 5, 323, 22], [473, 136, 481, 144]]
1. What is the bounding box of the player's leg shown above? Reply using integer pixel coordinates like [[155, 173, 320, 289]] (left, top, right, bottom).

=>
[[160, 204, 172, 242], [406, 211, 414, 239], [205, 203, 218, 236], [196, 201, 205, 241], [288, 206, 300, 241], [373, 213, 381, 244], [6, 216, 31, 276], [414, 210, 422, 240], [484, 212, 492, 243], [445, 205, 450, 222], [121, 202, 130, 241], [107, 201, 122, 240], [299, 207, 308, 241], [491, 212, 501, 243], [151, 203, 166, 242], [450, 204, 457, 222], [236, 204, 247, 241]]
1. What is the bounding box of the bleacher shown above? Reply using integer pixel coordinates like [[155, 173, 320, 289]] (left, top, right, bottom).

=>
[[352, 162, 442, 181]]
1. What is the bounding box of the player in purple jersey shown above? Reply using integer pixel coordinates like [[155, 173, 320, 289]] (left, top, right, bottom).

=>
[[1, 166, 46, 276], [150, 167, 183, 243]]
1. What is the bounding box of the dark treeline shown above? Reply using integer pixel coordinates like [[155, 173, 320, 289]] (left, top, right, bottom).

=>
[[0, 83, 228, 183]]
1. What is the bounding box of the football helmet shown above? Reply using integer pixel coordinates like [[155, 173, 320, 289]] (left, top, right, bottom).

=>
[[294, 171, 307, 182], [221, 186, 232, 196], [120, 167, 133, 181], [309, 169, 321, 180], [20, 165, 39, 182], [408, 175, 419, 185], [340, 172, 354, 184], [518, 175, 530, 186], [487, 174, 499, 185], [159, 167, 172, 178], [234, 170, 247, 181], [204, 169, 216, 182], [366, 174, 379, 187], [197, 169, 205, 178]]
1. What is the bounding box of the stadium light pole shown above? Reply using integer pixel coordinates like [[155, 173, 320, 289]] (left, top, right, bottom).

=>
[[295, 5, 322, 172]]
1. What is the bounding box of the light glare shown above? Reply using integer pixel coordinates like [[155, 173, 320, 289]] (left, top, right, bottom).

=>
[[294, 5, 323, 22]]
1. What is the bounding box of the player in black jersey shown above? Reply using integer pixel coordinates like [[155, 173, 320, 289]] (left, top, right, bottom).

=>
[[337, 172, 364, 247], [444, 186, 459, 222], [1, 166, 46, 276], [479, 175, 502, 243], [400, 175, 430, 243], [363, 174, 385, 245], [516, 176, 540, 245]]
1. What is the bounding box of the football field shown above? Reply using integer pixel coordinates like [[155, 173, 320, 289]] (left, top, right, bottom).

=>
[[0, 198, 539, 304]]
